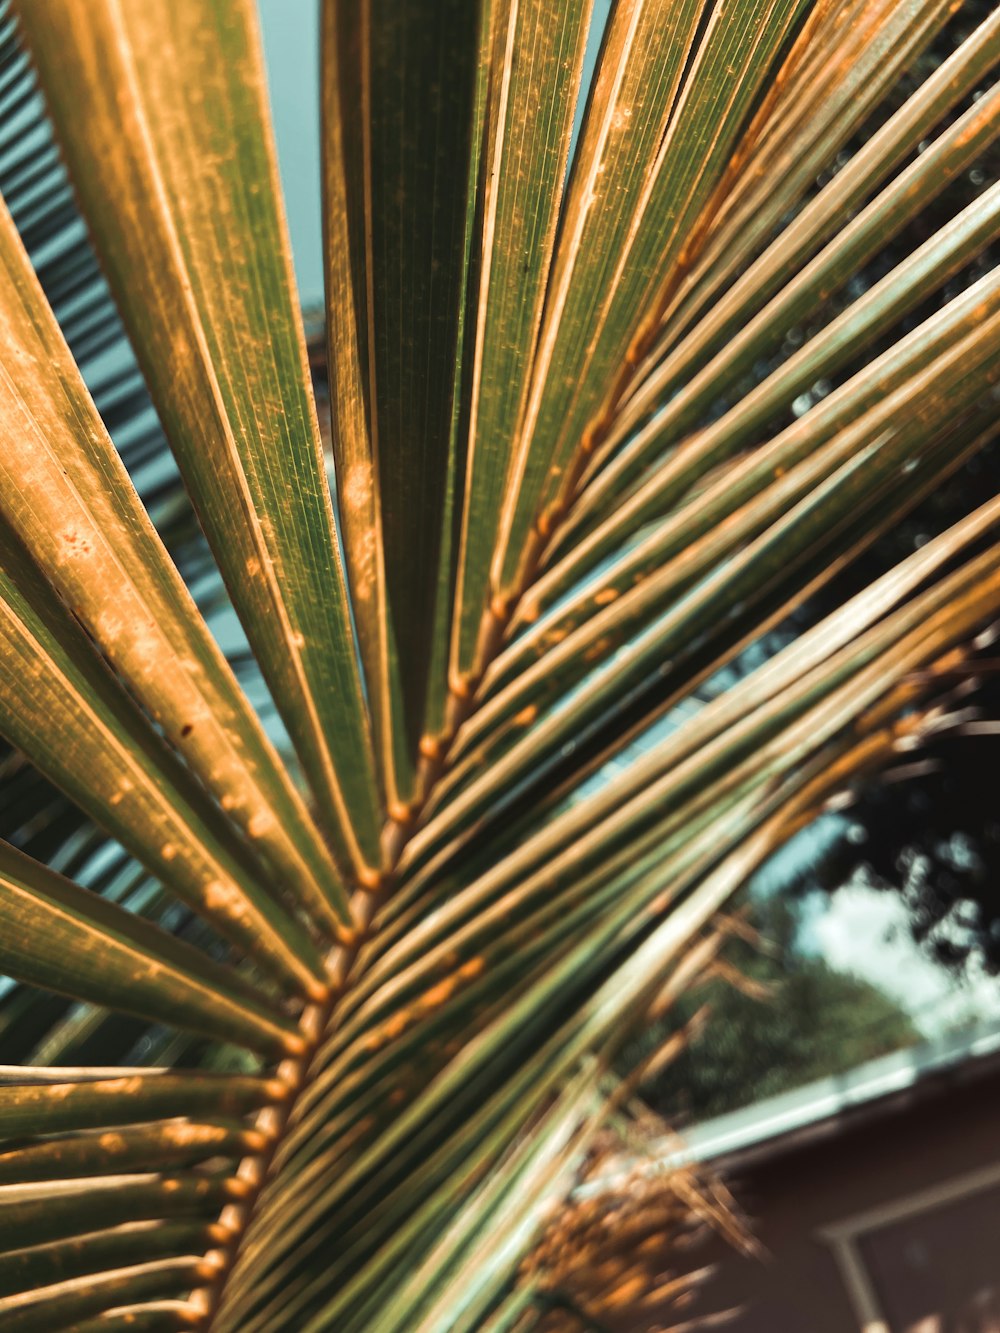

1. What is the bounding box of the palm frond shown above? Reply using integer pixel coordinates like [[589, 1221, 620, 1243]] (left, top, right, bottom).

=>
[[0, 0, 994, 1329], [17, 0, 384, 882]]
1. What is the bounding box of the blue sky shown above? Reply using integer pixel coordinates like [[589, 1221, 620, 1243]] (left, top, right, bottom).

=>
[[259, 0, 325, 306]]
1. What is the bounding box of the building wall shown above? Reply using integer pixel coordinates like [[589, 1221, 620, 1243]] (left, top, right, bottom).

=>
[[638, 1067, 1000, 1332]]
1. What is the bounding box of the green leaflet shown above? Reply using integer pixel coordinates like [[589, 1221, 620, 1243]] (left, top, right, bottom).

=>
[[209, 517, 1000, 1322], [421, 302, 1000, 855], [0, 1071, 282, 1138], [509, 194, 1000, 646], [563, 69, 1000, 544], [0, 1175, 232, 1251], [305, 1069, 600, 1333], [68, 1307, 195, 1333], [635, 0, 1000, 388], [663, 0, 959, 344], [492, 0, 812, 601], [1, 3, 999, 1329], [0, 839, 301, 1058], [362, 494, 1000, 1016], [0, 192, 351, 932], [322, 0, 489, 807], [16, 0, 384, 880], [365, 442, 997, 1066], [645, 0, 1000, 381], [0, 1122, 253, 1186], [449, 0, 594, 685], [207, 603, 979, 1329], [0, 1221, 215, 1298], [0, 1259, 205, 1333], [0, 525, 328, 1001], [226, 538, 1000, 1332]]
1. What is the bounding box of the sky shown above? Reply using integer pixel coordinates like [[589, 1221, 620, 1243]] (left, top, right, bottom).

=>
[[258, 0, 325, 307], [805, 878, 1000, 1038]]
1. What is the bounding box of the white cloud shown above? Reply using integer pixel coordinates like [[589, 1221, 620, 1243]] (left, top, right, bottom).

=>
[[801, 874, 1000, 1037]]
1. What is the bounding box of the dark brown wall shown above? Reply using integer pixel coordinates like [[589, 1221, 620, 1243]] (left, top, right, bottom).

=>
[[635, 1064, 1000, 1332]]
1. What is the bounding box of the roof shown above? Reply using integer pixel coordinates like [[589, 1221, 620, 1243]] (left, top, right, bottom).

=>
[[584, 1018, 1000, 1197]]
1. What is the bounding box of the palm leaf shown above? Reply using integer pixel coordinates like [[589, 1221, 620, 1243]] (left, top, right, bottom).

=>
[[0, 0, 995, 1329], [16, 0, 384, 882], [322, 0, 494, 810]]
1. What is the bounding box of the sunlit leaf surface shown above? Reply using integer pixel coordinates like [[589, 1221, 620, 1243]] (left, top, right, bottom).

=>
[[0, 0, 996, 1328]]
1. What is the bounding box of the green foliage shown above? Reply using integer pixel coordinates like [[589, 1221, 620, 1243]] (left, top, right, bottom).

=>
[[629, 898, 919, 1121]]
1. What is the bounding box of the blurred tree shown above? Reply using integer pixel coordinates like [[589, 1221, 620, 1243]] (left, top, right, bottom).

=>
[[627, 898, 920, 1121]]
